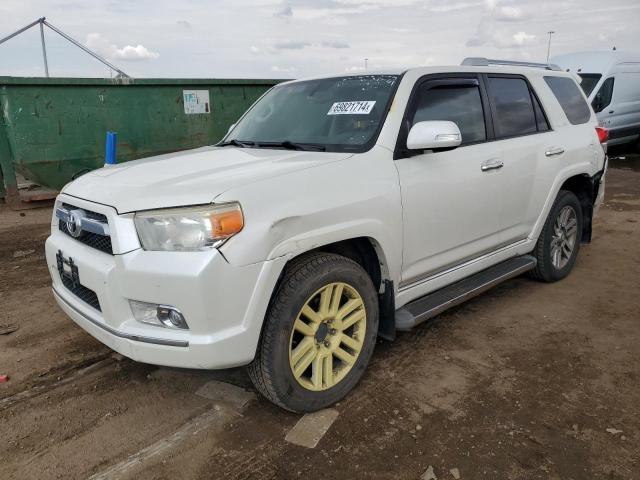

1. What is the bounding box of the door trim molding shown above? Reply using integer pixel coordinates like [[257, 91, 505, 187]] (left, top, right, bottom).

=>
[[398, 238, 529, 291]]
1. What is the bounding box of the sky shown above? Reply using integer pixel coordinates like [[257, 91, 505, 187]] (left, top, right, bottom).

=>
[[0, 0, 639, 79]]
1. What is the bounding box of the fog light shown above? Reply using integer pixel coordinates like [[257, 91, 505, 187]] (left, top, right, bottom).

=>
[[129, 300, 189, 330], [157, 305, 189, 329]]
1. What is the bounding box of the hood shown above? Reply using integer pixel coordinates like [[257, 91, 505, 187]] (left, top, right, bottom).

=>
[[63, 146, 352, 213]]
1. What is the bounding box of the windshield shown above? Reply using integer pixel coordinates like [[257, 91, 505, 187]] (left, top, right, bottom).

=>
[[577, 73, 602, 97], [223, 75, 400, 153]]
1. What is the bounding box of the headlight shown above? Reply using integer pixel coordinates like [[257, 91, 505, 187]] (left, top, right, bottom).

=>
[[134, 203, 244, 251]]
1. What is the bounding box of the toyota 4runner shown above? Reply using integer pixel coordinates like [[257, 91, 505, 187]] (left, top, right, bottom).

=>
[[46, 58, 608, 412]]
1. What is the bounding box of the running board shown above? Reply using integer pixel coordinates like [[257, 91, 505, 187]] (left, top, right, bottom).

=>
[[395, 255, 536, 330]]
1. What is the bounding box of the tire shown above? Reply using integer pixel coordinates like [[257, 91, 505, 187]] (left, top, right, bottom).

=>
[[248, 252, 379, 413], [529, 190, 583, 282]]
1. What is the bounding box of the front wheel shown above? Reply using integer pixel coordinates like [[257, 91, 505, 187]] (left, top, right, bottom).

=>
[[530, 190, 583, 282], [248, 253, 379, 413]]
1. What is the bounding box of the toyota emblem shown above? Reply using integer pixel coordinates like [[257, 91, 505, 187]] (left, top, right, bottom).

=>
[[66, 209, 86, 238]]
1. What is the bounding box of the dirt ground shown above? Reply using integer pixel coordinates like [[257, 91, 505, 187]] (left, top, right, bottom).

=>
[[1, 154, 639, 480]]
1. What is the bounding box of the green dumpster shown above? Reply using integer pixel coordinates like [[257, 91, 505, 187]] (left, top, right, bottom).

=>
[[0, 76, 283, 203]]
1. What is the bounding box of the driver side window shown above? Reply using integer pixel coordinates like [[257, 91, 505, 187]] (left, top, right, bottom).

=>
[[411, 84, 487, 144]]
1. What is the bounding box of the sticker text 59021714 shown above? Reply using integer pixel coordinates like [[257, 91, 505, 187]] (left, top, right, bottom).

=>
[[327, 101, 376, 115]]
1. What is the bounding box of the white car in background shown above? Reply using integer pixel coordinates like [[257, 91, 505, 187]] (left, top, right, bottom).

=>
[[46, 59, 607, 412], [552, 50, 640, 149]]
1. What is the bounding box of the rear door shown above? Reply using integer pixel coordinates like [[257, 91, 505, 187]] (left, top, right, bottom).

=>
[[394, 75, 505, 287], [483, 74, 554, 243]]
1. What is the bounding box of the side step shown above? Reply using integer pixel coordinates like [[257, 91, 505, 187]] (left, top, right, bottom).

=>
[[395, 255, 536, 331]]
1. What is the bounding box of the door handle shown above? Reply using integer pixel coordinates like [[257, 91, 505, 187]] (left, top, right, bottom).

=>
[[608, 110, 614, 114], [481, 159, 504, 171], [545, 147, 565, 157]]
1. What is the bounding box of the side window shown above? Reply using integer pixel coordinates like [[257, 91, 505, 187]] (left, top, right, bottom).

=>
[[411, 84, 486, 144], [487, 77, 537, 138], [544, 76, 591, 125], [532, 92, 550, 132], [592, 77, 614, 113]]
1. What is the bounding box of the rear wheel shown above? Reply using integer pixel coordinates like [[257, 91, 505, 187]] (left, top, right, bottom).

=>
[[530, 190, 583, 282], [248, 253, 379, 412]]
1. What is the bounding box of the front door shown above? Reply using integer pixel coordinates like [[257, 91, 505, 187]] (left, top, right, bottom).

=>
[[394, 75, 505, 287]]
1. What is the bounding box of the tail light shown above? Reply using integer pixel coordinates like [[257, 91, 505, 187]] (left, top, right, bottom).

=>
[[595, 127, 609, 144]]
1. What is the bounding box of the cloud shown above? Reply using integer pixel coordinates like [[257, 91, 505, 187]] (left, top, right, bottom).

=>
[[467, 21, 537, 48], [493, 5, 526, 21], [483, 0, 530, 21], [85, 33, 159, 61], [387, 27, 417, 33], [321, 40, 350, 49], [466, 0, 535, 48], [429, 1, 483, 13], [275, 4, 293, 17], [2, 0, 639, 79], [512, 31, 536, 46], [273, 40, 312, 50], [271, 65, 297, 74], [176, 20, 192, 29]]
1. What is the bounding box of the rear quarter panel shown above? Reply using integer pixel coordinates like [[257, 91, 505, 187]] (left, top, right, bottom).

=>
[[526, 72, 604, 242]]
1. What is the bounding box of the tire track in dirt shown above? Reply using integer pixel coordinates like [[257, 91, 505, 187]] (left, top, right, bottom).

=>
[[0, 354, 114, 412]]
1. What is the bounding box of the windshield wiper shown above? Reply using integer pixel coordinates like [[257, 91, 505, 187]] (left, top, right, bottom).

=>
[[257, 141, 327, 152], [216, 139, 256, 148]]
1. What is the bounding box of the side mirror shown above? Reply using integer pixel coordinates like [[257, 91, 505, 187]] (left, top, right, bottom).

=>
[[407, 121, 462, 150]]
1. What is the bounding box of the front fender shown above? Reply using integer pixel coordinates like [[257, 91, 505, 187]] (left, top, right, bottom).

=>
[[216, 147, 403, 283]]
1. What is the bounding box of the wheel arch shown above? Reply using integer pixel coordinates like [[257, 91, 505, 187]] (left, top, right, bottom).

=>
[[559, 173, 599, 243], [270, 236, 397, 341]]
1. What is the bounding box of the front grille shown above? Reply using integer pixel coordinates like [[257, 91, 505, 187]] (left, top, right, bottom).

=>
[[59, 220, 113, 254], [58, 203, 113, 255], [60, 274, 102, 311], [61, 203, 107, 222]]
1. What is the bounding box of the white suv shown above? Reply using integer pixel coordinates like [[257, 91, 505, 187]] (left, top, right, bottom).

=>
[[46, 59, 608, 412]]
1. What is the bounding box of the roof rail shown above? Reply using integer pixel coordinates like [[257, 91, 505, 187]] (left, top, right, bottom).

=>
[[461, 57, 563, 71]]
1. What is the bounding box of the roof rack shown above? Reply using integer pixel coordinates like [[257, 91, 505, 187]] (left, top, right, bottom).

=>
[[461, 57, 563, 71]]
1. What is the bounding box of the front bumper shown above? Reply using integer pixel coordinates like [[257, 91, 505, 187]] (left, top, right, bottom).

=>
[[46, 196, 286, 369]]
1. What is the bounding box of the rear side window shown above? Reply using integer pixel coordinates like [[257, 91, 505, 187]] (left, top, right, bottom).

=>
[[592, 77, 614, 113], [487, 77, 537, 138], [411, 84, 486, 144], [532, 93, 550, 132], [544, 76, 591, 125]]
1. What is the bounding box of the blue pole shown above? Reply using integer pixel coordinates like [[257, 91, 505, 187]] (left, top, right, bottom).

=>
[[105, 131, 117, 165]]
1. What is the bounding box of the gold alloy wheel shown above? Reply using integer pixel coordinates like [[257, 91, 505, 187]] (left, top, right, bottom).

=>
[[288, 282, 367, 391]]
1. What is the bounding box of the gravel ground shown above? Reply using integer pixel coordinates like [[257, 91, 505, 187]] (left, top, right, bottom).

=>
[[1, 156, 639, 479]]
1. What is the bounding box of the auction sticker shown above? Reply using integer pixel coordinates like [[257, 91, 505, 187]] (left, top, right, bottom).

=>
[[327, 100, 376, 115]]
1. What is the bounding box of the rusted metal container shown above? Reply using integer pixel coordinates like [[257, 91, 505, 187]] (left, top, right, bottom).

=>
[[0, 76, 281, 205]]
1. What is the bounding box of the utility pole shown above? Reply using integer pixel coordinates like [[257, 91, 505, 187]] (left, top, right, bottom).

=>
[[364, 58, 368, 71], [546, 30, 555, 64]]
